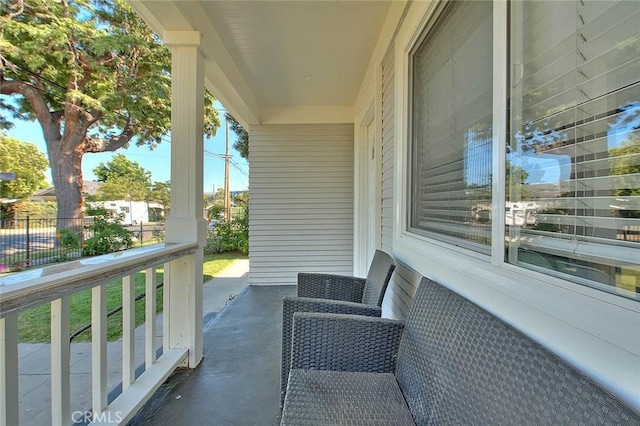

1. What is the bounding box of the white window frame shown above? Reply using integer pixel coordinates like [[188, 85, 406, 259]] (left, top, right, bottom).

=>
[[392, 0, 639, 410], [406, 0, 496, 256]]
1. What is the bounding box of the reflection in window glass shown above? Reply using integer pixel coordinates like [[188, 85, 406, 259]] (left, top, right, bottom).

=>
[[508, 0, 640, 299], [410, 0, 493, 254]]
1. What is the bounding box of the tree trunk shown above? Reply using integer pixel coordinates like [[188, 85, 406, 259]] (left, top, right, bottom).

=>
[[48, 138, 84, 231]]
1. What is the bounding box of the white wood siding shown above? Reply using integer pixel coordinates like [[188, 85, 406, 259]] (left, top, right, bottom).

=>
[[380, 44, 395, 255], [248, 124, 354, 285]]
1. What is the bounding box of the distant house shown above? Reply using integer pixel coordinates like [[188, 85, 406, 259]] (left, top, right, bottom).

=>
[[28, 187, 56, 203], [29, 181, 102, 203], [87, 200, 162, 225]]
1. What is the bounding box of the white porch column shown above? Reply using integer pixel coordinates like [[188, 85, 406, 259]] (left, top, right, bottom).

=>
[[163, 31, 206, 368]]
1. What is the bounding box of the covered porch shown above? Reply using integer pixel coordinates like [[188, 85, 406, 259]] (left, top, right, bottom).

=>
[[2, 1, 396, 423], [1, 0, 639, 424]]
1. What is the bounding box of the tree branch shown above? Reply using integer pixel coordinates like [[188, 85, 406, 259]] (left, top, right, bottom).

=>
[[5, 0, 24, 19], [86, 108, 103, 126], [51, 110, 65, 122], [83, 119, 137, 153], [0, 78, 53, 125], [96, 52, 117, 67]]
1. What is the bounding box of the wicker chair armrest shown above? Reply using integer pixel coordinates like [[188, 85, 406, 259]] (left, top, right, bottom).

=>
[[297, 272, 366, 302], [281, 297, 382, 405], [290, 312, 404, 374]]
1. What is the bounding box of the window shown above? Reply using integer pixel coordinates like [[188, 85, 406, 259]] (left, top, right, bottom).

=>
[[508, 0, 640, 299], [406, 0, 638, 300], [409, 0, 493, 254]]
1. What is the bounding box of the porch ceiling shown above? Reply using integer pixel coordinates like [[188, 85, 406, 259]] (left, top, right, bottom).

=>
[[128, 1, 392, 126]]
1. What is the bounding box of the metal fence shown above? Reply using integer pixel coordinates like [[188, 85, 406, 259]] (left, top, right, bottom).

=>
[[0, 217, 95, 271], [0, 217, 167, 272]]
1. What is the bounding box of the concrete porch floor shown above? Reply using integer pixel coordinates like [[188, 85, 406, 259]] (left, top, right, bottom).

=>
[[15, 259, 269, 426], [129, 285, 295, 425]]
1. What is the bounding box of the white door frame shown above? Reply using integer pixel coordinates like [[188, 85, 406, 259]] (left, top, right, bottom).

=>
[[355, 102, 381, 276]]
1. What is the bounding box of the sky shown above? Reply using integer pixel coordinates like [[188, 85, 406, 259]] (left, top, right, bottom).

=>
[[3, 105, 249, 194]]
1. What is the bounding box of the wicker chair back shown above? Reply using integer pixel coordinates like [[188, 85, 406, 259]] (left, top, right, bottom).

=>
[[394, 278, 639, 425], [362, 250, 396, 306]]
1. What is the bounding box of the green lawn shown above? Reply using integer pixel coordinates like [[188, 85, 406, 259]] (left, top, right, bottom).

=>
[[17, 253, 246, 343]]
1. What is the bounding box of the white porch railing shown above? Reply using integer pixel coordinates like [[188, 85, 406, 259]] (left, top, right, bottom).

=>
[[0, 242, 198, 426]]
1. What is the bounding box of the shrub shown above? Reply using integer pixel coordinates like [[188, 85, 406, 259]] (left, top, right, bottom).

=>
[[13, 201, 58, 219], [56, 228, 82, 261], [204, 206, 248, 255], [58, 228, 81, 251], [207, 203, 225, 221], [82, 215, 133, 256]]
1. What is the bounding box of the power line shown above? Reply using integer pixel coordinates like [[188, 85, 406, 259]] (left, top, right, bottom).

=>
[[9, 63, 249, 183], [231, 166, 248, 189], [122, 152, 170, 159], [204, 149, 248, 175], [10, 63, 67, 92], [204, 149, 225, 159], [9, 64, 240, 151], [8, 62, 135, 123]]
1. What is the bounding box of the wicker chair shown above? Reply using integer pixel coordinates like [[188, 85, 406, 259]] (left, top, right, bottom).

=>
[[281, 277, 640, 425], [280, 249, 395, 405]]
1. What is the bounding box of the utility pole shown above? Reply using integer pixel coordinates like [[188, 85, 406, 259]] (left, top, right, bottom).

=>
[[224, 117, 231, 222]]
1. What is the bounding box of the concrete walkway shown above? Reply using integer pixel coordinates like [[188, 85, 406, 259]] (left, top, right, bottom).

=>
[[17, 259, 249, 426]]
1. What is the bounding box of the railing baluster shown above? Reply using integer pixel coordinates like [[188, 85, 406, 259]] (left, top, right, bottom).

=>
[[92, 284, 107, 413], [0, 313, 19, 426], [163, 261, 171, 351], [0, 243, 197, 425], [122, 274, 136, 390], [145, 267, 157, 367], [51, 297, 71, 426]]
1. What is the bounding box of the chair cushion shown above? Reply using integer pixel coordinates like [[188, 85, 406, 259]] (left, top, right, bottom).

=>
[[281, 369, 416, 425]]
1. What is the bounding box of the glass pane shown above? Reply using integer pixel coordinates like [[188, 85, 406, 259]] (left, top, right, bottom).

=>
[[508, 0, 640, 300], [410, 0, 493, 253]]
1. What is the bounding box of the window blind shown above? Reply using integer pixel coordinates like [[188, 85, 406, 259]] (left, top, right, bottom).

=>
[[509, 0, 640, 294], [410, 0, 493, 253]]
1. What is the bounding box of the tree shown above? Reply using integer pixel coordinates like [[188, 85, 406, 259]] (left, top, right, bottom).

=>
[[97, 175, 148, 201], [211, 187, 225, 203], [147, 180, 170, 213], [93, 154, 151, 201], [0, 0, 220, 220], [94, 153, 151, 185], [233, 190, 248, 207], [0, 136, 48, 199], [610, 139, 640, 218], [226, 112, 248, 160], [207, 203, 224, 222], [506, 159, 530, 201]]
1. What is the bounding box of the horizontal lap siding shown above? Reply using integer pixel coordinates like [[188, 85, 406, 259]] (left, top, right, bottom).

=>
[[248, 124, 354, 285], [381, 44, 395, 257], [380, 43, 415, 320], [381, 65, 395, 254], [386, 262, 421, 319]]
